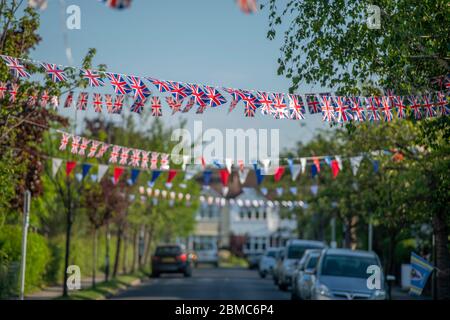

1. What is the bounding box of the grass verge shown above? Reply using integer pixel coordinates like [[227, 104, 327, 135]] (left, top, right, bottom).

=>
[[59, 269, 150, 300]]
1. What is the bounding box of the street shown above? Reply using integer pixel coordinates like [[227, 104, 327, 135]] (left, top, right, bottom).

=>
[[113, 267, 289, 300]]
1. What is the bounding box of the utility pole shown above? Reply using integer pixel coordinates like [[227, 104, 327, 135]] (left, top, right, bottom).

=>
[[19, 190, 31, 300], [368, 220, 373, 251]]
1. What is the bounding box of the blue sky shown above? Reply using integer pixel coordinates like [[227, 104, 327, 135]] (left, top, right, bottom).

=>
[[31, 0, 332, 151]]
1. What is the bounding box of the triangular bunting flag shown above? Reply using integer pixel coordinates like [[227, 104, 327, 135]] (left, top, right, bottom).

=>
[[52, 158, 63, 177], [238, 168, 250, 185]]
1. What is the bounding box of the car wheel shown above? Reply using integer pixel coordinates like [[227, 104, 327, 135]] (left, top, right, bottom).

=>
[[291, 292, 300, 300], [259, 271, 266, 279], [184, 270, 192, 277], [151, 272, 160, 278], [214, 262, 219, 268]]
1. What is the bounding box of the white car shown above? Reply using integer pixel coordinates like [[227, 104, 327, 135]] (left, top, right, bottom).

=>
[[291, 249, 321, 300], [277, 240, 327, 291], [194, 242, 219, 267], [258, 248, 281, 278]]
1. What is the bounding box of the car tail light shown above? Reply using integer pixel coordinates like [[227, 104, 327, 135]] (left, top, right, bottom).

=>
[[152, 256, 160, 262], [177, 253, 187, 262]]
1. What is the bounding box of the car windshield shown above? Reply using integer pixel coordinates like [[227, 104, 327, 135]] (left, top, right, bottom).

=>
[[287, 244, 322, 259], [321, 255, 378, 278], [267, 250, 277, 258], [194, 243, 215, 251], [155, 246, 182, 255], [306, 256, 319, 269]]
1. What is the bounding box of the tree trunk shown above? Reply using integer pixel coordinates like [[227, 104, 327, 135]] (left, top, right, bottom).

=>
[[112, 224, 123, 278], [92, 228, 98, 288], [105, 223, 111, 282], [122, 228, 128, 274], [432, 209, 450, 300], [343, 217, 352, 249], [131, 228, 138, 273], [144, 224, 155, 266]]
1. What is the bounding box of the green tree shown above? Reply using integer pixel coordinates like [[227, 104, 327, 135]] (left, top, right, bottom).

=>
[[265, 0, 450, 299]]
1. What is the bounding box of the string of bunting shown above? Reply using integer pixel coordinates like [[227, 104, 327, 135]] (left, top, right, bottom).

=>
[[1, 54, 449, 121]]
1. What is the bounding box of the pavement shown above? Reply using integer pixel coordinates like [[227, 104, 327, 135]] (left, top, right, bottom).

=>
[[112, 267, 290, 300]]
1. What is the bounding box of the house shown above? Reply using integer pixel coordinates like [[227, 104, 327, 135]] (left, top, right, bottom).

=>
[[188, 170, 298, 256]]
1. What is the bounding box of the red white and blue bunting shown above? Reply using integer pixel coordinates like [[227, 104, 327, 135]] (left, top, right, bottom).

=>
[[1, 55, 449, 121]]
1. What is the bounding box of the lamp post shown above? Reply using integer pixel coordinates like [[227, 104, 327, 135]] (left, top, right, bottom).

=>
[[19, 190, 31, 300]]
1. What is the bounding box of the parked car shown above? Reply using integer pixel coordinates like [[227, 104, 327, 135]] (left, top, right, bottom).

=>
[[151, 244, 193, 277], [291, 249, 321, 300], [277, 240, 326, 291], [273, 248, 285, 285], [194, 242, 219, 267], [246, 253, 263, 270], [258, 248, 281, 278], [310, 248, 387, 300]]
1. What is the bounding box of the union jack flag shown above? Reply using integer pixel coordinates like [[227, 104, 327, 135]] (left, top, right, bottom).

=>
[[27, 92, 38, 107], [257, 91, 273, 116], [1, 56, 30, 78], [366, 97, 381, 122], [127, 76, 151, 100], [130, 149, 141, 167], [349, 96, 365, 121], [288, 94, 305, 120], [119, 148, 130, 165], [88, 141, 100, 158], [203, 86, 227, 107], [151, 96, 162, 117], [93, 93, 103, 113], [436, 92, 449, 116], [421, 94, 436, 118], [109, 146, 121, 163], [131, 97, 147, 114], [320, 95, 335, 122], [81, 69, 105, 87], [146, 77, 171, 92], [408, 96, 422, 120], [39, 90, 50, 108], [59, 132, 71, 151], [334, 96, 352, 122], [380, 96, 394, 122], [8, 83, 19, 103], [106, 73, 132, 95], [96, 143, 110, 158], [168, 81, 192, 100], [71, 136, 81, 154], [160, 153, 170, 170], [50, 95, 59, 109], [150, 152, 159, 170], [100, 0, 132, 10], [105, 94, 114, 113], [113, 95, 124, 114], [165, 96, 183, 115], [0, 82, 7, 99], [183, 96, 195, 113], [78, 138, 90, 156], [141, 151, 150, 169], [306, 94, 322, 114], [385, 89, 396, 107], [393, 96, 407, 119], [189, 84, 207, 108], [224, 88, 245, 113], [271, 93, 288, 119], [41, 62, 68, 83], [64, 91, 74, 108], [76, 92, 89, 110], [241, 92, 260, 117]]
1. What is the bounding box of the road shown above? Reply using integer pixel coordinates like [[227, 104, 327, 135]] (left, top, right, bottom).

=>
[[113, 267, 290, 300]]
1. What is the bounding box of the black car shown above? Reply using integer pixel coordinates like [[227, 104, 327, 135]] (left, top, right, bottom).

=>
[[151, 244, 192, 277]]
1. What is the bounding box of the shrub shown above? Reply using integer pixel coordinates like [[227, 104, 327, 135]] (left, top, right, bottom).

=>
[[0, 225, 50, 297]]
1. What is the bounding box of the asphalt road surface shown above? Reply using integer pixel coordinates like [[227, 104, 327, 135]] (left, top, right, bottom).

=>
[[113, 267, 290, 300]]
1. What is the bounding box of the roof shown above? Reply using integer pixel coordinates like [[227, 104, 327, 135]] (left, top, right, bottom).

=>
[[286, 239, 327, 247], [323, 248, 377, 258]]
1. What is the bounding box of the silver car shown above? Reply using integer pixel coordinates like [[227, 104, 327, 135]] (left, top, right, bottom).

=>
[[277, 240, 326, 291], [291, 249, 321, 300], [310, 248, 387, 300], [258, 248, 280, 278]]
